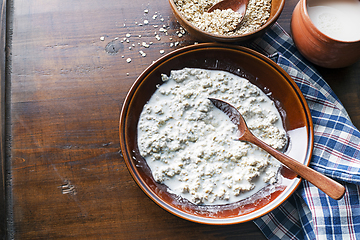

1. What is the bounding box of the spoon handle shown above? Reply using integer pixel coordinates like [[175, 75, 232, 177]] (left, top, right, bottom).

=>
[[248, 135, 346, 200]]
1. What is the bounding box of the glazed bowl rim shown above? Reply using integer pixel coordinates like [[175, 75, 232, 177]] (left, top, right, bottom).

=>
[[119, 43, 314, 225]]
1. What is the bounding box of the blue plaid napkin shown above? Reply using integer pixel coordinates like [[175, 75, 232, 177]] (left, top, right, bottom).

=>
[[246, 23, 360, 240]]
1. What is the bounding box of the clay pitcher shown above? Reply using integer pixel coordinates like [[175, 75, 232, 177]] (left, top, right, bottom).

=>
[[291, 0, 360, 68]]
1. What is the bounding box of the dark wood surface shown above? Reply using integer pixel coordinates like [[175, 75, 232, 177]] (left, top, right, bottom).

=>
[[0, 0, 7, 239], [3, 0, 360, 239]]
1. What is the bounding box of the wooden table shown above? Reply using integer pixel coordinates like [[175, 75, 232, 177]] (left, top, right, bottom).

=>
[[1, 0, 359, 239]]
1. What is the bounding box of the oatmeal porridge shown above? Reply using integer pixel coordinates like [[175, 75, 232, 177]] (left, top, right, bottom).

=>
[[137, 68, 287, 205]]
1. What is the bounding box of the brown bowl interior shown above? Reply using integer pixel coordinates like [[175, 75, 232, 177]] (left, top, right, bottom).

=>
[[169, 0, 285, 42], [119, 43, 313, 225]]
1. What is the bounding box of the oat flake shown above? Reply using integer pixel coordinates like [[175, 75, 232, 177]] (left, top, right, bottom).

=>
[[174, 0, 271, 36]]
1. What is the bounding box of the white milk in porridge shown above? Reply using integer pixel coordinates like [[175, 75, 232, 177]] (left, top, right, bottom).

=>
[[307, 0, 360, 42], [137, 68, 287, 205]]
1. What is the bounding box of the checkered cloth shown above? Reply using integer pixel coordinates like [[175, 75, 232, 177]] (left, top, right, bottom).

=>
[[246, 23, 360, 240]]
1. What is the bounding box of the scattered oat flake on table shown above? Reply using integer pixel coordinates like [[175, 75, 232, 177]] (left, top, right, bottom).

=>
[[126, 58, 131, 63], [100, 36, 105, 41], [160, 50, 165, 54], [144, 9, 149, 13], [144, 20, 149, 25], [142, 42, 150, 48], [126, 33, 131, 38], [139, 50, 147, 57]]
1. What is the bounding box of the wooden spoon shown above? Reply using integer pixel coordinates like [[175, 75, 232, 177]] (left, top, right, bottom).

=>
[[207, 0, 250, 26], [209, 98, 346, 200]]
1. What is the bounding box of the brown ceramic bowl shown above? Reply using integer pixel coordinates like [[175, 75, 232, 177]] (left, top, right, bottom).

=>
[[119, 43, 313, 224], [168, 0, 285, 42]]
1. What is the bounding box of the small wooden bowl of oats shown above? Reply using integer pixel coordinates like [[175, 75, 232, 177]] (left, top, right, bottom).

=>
[[169, 0, 285, 42]]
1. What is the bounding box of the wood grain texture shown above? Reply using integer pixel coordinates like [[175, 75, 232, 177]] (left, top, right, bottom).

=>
[[0, 0, 6, 239], [5, 0, 360, 239], [8, 0, 262, 239]]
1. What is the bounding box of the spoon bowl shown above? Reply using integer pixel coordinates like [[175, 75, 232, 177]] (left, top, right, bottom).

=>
[[207, 0, 249, 14], [207, 0, 249, 29], [209, 98, 346, 200]]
